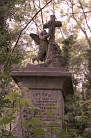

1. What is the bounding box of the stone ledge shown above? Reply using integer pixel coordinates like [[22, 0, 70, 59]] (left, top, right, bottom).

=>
[[11, 66, 74, 96], [11, 70, 72, 77], [11, 66, 71, 77]]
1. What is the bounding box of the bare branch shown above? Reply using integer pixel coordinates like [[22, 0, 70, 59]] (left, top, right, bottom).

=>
[[33, 19, 40, 33], [60, 28, 65, 40], [69, 0, 91, 47], [61, 10, 91, 17], [52, 0, 55, 14], [32, 0, 40, 33], [39, 0, 44, 27], [12, 0, 53, 51], [78, 0, 91, 33]]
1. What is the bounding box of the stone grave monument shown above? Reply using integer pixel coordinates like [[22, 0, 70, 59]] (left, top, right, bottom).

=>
[[11, 15, 74, 138]]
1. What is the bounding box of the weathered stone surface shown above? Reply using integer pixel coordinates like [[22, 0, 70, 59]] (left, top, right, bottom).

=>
[[11, 67, 73, 95], [16, 89, 64, 138], [11, 66, 74, 138]]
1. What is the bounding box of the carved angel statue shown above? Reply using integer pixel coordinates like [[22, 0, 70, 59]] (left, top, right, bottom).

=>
[[30, 30, 50, 63]]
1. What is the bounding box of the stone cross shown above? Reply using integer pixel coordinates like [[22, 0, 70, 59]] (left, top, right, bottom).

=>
[[43, 15, 62, 43]]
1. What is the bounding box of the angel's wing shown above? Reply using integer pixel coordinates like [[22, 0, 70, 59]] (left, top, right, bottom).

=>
[[30, 33, 40, 45]]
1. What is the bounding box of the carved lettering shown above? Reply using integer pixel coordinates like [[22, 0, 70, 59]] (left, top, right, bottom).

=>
[[23, 90, 64, 123]]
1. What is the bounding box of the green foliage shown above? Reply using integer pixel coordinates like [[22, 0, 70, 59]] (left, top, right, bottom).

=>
[[32, 128, 45, 135], [0, 116, 16, 126], [62, 35, 77, 69], [60, 94, 91, 138]]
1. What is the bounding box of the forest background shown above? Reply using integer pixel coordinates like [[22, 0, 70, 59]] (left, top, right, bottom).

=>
[[0, 0, 91, 137]]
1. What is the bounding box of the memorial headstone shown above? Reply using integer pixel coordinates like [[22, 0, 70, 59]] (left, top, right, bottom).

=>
[[11, 15, 74, 138]]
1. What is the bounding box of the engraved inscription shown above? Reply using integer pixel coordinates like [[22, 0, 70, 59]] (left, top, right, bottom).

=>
[[28, 90, 64, 123], [16, 90, 64, 138]]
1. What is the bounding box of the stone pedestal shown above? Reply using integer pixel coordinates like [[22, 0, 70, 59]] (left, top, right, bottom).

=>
[[11, 67, 73, 138]]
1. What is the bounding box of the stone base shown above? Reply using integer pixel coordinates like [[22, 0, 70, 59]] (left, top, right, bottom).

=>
[[11, 66, 73, 138]]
